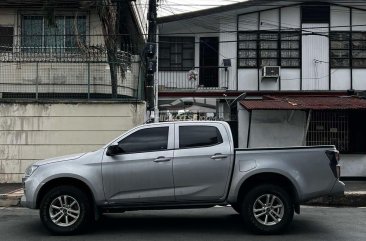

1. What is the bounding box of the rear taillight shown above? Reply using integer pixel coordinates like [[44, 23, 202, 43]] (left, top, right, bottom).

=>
[[326, 150, 340, 179]]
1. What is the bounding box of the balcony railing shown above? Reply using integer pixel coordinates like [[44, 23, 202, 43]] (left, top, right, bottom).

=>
[[158, 66, 229, 92], [0, 34, 143, 100]]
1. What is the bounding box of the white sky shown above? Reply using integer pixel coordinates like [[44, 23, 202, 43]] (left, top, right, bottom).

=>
[[157, 0, 247, 17]]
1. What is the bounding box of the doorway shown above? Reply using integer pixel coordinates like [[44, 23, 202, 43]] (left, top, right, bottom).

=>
[[199, 37, 219, 87]]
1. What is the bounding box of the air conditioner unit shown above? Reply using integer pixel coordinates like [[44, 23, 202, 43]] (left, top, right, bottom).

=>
[[261, 66, 280, 81]]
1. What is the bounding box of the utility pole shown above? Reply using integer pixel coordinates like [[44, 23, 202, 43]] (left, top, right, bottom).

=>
[[145, 0, 159, 122]]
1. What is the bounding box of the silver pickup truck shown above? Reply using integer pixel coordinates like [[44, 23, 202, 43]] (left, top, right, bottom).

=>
[[21, 121, 344, 235]]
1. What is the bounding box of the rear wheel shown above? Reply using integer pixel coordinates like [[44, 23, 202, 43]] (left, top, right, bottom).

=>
[[241, 184, 294, 234], [39, 185, 93, 235]]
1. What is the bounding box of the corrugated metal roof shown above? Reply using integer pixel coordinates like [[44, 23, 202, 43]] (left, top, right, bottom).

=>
[[240, 96, 366, 110]]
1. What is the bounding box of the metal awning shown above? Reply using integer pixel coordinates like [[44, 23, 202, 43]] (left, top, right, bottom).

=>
[[240, 95, 366, 110]]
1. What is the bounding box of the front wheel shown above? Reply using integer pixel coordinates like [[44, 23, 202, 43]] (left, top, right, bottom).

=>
[[39, 185, 93, 235], [241, 184, 294, 234]]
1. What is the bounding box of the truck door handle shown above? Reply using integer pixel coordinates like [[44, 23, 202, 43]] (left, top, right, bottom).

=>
[[154, 156, 171, 163], [211, 154, 228, 160]]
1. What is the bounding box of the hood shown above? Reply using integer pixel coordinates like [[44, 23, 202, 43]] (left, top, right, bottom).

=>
[[35, 153, 86, 166]]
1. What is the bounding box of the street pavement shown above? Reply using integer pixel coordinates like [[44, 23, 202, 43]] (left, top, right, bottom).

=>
[[0, 206, 365, 241]]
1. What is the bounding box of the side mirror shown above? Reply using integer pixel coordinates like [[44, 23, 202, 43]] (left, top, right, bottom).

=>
[[106, 145, 123, 156]]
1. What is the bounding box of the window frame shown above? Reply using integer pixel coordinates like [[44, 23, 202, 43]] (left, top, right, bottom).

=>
[[20, 14, 88, 53], [114, 125, 172, 154], [158, 36, 195, 71], [237, 30, 301, 69], [306, 110, 366, 154], [330, 31, 366, 69], [176, 124, 224, 150]]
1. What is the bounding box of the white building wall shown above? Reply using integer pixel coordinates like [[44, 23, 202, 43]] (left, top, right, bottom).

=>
[[238, 69, 258, 90], [331, 6, 350, 31], [281, 6, 301, 29], [281, 69, 301, 90], [220, 16, 237, 90], [0, 102, 146, 183], [238, 12, 258, 31], [331, 69, 351, 90], [260, 9, 279, 31]]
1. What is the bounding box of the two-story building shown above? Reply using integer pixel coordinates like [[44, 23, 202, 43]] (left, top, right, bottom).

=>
[[157, 0, 366, 177], [0, 0, 147, 182]]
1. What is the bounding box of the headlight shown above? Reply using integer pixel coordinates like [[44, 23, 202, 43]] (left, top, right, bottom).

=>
[[25, 165, 39, 177]]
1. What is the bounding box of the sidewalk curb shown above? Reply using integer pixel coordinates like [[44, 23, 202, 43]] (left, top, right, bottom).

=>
[[305, 191, 366, 207], [1, 190, 365, 208], [0, 189, 23, 207]]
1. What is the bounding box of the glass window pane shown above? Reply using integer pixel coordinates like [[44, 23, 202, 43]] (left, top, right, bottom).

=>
[[260, 33, 278, 40], [239, 50, 256, 58], [281, 59, 300, 67], [352, 41, 366, 50], [331, 41, 349, 49], [239, 33, 257, 40], [331, 50, 350, 58], [281, 50, 299, 58], [281, 32, 300, 40], [331, 32, 350, 41], [171, 54, 182, 64], [331, 59, 350, 67], [44, 17, 65, 51], [353, 59, 366, 67], [281, 41, 299, 49], [160, 49, 170, 58], [239, 59, 257, 67], [182, 60, 194, 69], [183, 49, 194, 59], [22, 16, 43, 51], [260, 50, 277, 58], [352, 32, 366, 40], [239, 41, 256, 49], [179, 126, 223, 149], [118, 127, 169, 153], [353, 50, 366, 58], [260, 59, 278, 66], [260, 41, 277, 49]]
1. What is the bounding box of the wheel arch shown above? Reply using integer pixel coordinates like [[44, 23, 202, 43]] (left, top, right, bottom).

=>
[[36, 177, 96, 209], [236, 172, 300, 214]]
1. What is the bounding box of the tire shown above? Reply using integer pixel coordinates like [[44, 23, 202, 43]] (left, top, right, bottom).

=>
[[241, 184, 294, 234], [39, 185, 93, 235], [231, 203, 242, 213]]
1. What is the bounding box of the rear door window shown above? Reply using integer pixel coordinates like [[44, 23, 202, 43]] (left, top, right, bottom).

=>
[[179, 126, 223, 149]]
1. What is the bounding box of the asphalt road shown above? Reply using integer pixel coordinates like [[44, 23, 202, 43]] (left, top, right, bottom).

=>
[[0, 206, 365, 241]]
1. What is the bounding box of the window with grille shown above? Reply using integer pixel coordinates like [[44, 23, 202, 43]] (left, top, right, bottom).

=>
[[238, 31, 300, 68], [159, 37, 195, 71], [21, 15, 86, 53], [306, 110, 366, 153], [330, 31, 366, 68], [0, 26, 13, 52]]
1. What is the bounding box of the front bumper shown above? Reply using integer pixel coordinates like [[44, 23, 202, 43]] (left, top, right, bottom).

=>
[[330, 180, 345, 197], [20, 195, 30, 208]]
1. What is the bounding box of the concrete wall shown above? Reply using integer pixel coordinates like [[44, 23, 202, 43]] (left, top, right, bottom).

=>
[[0, 101, 146, 183]]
